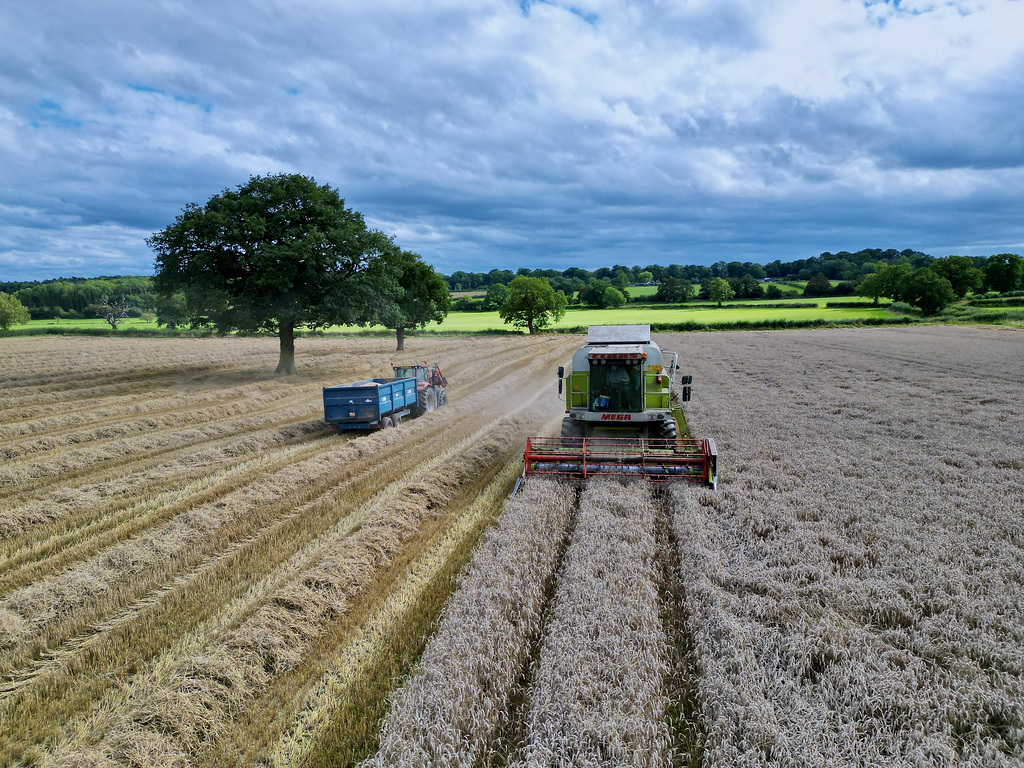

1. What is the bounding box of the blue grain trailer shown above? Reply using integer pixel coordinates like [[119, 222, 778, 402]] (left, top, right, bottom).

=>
[[323, 377, 418, 431]]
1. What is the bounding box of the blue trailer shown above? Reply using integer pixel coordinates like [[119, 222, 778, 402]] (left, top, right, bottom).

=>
[[323, 377, 418, 430]]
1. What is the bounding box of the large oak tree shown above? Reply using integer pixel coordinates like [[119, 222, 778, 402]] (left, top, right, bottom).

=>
[[149, 174, 398, 374]]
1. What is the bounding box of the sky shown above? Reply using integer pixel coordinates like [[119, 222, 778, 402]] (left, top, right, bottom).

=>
[[1, 0, 1023, 282]]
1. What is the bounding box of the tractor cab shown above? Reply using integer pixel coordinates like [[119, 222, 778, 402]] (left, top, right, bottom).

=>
[[392, 362, 447, 390]]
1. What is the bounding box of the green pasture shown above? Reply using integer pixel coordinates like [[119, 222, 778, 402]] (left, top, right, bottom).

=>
[[11, 318, 161, 332], [5, 299, 897, 337], [365, 302, 893, 333]]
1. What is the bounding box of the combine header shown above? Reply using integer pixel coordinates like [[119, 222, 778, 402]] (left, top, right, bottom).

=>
[[522, 325, 718, 488]]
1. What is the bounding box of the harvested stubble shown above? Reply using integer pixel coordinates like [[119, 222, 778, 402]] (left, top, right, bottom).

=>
[[45, 405, 560, 767], [662, 326, 1024, 767], [513, 479, 671, 767], [361, 477, 575, 767], [0, 332, 580, 766], [0, 418, 325, 543]]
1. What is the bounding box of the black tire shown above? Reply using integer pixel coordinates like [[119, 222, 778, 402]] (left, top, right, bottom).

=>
[[380, 416, 394, 429], [392, 413, 402, 427], [560, 417, 586, 440], [652, 418, 677, 449], [417, 389, 437, 415], [436, 389, 448, 407]]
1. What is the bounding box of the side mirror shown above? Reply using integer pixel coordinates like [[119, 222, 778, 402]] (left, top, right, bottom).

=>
[[557, 366, 564, 394]]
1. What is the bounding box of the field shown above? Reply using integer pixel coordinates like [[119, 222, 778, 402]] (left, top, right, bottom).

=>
[[8, 295, 890, 338], [1, 326, 1022, 766]]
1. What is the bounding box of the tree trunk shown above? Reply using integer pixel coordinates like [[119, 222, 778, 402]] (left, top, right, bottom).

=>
[[276, 323, 297, 375], [396, 325, 405, 351], [528, 318, 534, 334]]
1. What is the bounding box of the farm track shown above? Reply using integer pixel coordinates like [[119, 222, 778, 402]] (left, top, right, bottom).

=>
[[0, 334, 579, 766]]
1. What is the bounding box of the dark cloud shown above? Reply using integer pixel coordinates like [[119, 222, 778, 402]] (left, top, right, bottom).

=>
[[1, 0, 1022, 282]]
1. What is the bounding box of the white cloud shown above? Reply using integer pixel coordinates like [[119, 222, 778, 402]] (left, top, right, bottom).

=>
[[0, 0, 1022, 280]]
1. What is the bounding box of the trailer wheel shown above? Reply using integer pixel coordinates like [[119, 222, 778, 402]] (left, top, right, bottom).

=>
[[392, 414, 403, 427], [380, 416, 394, 429]]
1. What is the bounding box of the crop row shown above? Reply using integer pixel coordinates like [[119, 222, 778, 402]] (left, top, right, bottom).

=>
[[365, 478, 575, 766], [366, 478, 675, 767], [511, 479, 670, 766]]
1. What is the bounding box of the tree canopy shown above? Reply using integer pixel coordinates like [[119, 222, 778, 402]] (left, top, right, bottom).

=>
[[983, 254, 1024, 294], [901, 268, 956, 316], [148, 174, 398, 374], [0, 292, 30, 331], [380, 250, 451, 350], [802, 272, 833, 297], [931, 256, 983, 299], [482, 283, 509, 311], [707, 278, 735, 307], [498, 276, 567, 334], [653, 277, 694, 304]]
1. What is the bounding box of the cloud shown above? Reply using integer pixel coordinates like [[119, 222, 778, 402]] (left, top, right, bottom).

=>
[[1, 0, 1022, 281]]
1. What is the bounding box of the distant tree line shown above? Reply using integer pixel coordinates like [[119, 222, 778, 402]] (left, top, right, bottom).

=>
[[6, 247, 1022, 334], [0, 276, 159, 320], [441, 249, 934, 296], [856, 253, 1023, 315], [442, 249, 1022, 314]]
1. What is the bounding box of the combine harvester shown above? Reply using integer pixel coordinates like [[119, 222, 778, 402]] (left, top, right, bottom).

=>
[[522, 325, 718, 488]]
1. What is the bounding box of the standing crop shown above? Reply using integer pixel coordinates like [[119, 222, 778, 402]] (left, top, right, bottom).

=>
[[363, 478, 574, 766], [514, 479, 671, 767], [662, 326, 1024, 767]]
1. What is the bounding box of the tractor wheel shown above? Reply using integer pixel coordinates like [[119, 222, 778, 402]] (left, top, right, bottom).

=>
[[380, 416, 394, 429], [417, 390, 437, 415], [436, 389, 448, 407]]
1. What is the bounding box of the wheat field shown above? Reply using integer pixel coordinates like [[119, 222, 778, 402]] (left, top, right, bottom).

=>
[[362, 325, 1023, 767], [1, 326, 1022, 766]]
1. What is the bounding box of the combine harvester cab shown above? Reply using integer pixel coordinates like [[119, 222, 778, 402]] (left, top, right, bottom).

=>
[[523, 324, 718, 488]]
